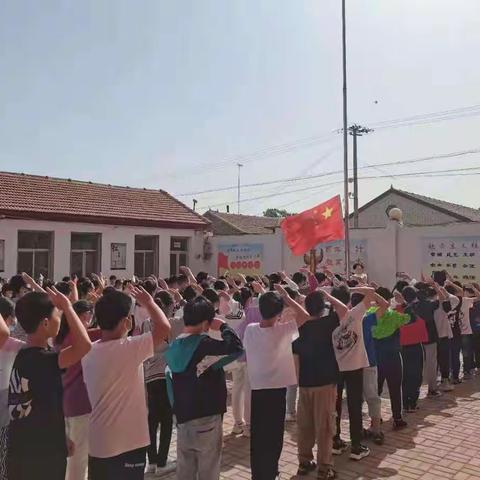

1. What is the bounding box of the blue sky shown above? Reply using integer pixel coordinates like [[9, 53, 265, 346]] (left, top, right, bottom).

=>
[[1, 0, 480, 215]]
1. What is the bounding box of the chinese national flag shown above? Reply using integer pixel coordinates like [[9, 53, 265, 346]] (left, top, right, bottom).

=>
[[280, 195, 345, 255]]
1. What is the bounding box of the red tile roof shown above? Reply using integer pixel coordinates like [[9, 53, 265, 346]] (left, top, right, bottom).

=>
[[0, 171, 209, 230]]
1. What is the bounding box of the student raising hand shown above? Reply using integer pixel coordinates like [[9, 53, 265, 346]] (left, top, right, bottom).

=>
[[47, 287, 93, 369], [274, 284, 310, 327], [130, 286, 171, 347]]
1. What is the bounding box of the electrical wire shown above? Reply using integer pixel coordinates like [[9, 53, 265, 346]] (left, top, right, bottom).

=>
[[179, 147, 480, 196]]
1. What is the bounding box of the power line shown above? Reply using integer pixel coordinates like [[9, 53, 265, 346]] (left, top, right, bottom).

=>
[[179, 147, 480, 196], [201, 166, 480, 210]]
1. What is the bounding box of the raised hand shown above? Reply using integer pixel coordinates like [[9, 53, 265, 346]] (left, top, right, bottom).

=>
[[130, 286, 154, 307], [46, 286, 72, 311]]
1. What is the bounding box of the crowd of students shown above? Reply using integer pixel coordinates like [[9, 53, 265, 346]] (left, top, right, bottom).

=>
[[0, 264, 480, 480]]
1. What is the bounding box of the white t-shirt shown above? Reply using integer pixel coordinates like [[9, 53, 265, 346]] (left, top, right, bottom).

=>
[[82, 333, 154, 458], [460, 297, 475, 335], [0, 337, 24, 427], [332, 303, 369, 372], [244, 320, 298, 390], [435, 294, 458, 339]]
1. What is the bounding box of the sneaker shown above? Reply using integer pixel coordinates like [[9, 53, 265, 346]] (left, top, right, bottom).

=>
[[427, 390, 441, 397], [242, 426, 250, 438], [318, 468, 337, 479], [332, 437, 348, 455], [285, 412, 296, 423], [145, 464, 156, 474], [155, 462, 176, 477], [297, 461, 316, 476], [232, 423, 244, 435], [393, 419, 408, 430], [463, 371, 473, 380], [350, 444, 370, 461], [440, 379, 454, 392]]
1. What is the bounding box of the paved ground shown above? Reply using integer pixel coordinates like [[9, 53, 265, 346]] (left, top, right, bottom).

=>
[[147, 375, 480, 480]]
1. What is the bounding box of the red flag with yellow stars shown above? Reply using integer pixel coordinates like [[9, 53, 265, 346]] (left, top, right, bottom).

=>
[[280, 195, 345, 255]]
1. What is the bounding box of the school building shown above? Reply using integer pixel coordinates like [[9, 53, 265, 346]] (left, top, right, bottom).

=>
[[0, 171, 210, 281]]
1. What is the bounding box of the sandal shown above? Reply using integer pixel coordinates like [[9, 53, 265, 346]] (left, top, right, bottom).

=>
[[297, 461, 316, 476]]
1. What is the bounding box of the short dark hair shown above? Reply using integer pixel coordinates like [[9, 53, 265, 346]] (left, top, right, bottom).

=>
[[259, 291, 284, 320], [102, 286, 117, 296], [350, 293, 364, 307], [292, 272, 306, 286], [0, 297, 15, 319], [393, 280, 409, 293], [95, 291, 132, 331], [62, 276, 71, 282], [238, 287, 252, 307], [214, 280, 227, 291], [268, 273, 282, 290], [78, 279, 94, 298], [155, 290, 174, 309], [9, 275, 28, 295], [182, 285, 197, 302], [196, 271, 209, 283], [314, 272, 327, 284], [183, 296, 215, 326], [109, 275, 117, 281], [305, 291, 325, 316], [55, 281, 72, 297], [203, 288, 220, 305], [142, 279, 157, 296], [15, 292, 55, 334], [376, 287, 393, 301], [353, 262, 364, 270], [331, 285, 351, 305], [402, 286, 418, 304]]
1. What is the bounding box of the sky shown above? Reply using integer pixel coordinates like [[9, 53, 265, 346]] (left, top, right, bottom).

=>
[[1, 0, 480, 216]]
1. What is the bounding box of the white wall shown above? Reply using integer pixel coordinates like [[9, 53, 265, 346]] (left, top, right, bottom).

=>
[[200, 221, 480, 287], [0, 218, 205, 280]]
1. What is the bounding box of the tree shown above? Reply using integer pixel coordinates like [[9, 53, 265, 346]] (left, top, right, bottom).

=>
[[263, 208, 295, 218]]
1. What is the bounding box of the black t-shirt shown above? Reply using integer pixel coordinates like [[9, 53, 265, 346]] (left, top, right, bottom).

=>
[[293, 311, 339, 387], [416, 299, 439, 344], [8, 347, 67, 458]]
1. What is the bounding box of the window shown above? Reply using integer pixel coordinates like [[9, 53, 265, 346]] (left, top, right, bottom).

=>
[[71, 233, 101, 278], [17, 231, 54, 279], [134, 235, 158, 278], [170, 237, 188, 276]]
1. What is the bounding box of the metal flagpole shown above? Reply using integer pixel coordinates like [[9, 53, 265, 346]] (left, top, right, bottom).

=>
[[341, 0, 351, 275]]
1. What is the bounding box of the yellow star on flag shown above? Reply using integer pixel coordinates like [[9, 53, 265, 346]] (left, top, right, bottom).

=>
[[322, 207, 333, 219]]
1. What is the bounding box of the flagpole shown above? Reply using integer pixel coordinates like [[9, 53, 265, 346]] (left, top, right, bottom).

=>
[[341, 0, 351, 276]]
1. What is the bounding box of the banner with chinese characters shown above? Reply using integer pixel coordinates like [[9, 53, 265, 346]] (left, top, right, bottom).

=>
[[423, 236, 480, 281], [314, 239, 367, 274], [217, 243, 264, 276]]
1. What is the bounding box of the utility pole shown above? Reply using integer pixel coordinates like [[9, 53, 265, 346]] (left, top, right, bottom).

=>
[[341, 0, 350, 275], [348, 124, 373, 228], [236, 163, 243, 214], [192, 199, 198, 211]]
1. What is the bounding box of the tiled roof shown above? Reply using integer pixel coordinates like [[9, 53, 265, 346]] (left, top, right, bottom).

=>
[[351, 187, 480, 228], [398, 189, 480, 222], [203, 210, 281, 235], [0, 171, 209, 229]]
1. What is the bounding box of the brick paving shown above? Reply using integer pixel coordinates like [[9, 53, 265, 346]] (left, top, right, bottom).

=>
[[147, 376, 480, 479]]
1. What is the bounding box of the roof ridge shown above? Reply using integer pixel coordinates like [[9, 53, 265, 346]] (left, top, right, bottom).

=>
[[204, 210, 248, 234], [0, 170, 172, 196], [396, 188, 480, 213]]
